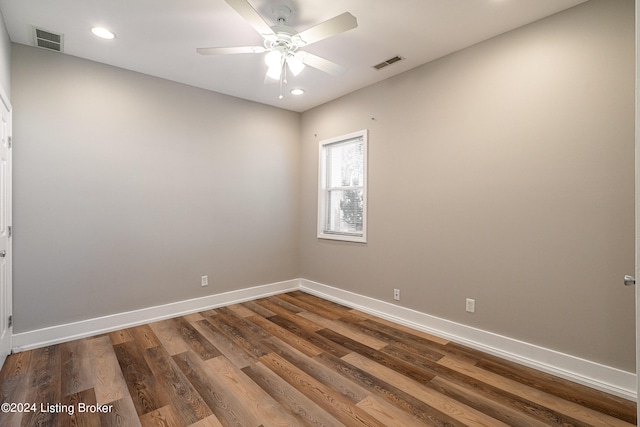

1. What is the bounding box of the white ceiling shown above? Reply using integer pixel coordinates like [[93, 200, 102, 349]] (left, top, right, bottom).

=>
[[0, 0, 588, 112]]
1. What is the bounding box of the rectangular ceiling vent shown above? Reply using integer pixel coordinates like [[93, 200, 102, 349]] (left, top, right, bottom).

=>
[[33, 27, 64, 52], [373, 55, 404, 70]]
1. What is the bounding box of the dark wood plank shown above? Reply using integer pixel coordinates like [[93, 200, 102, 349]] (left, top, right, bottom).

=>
[[259, 351, 387, 427], [268, 315, 352, 357], [240, 300, 276, 318], [113, 340, 170, 416], [0, 351, 32, 427], [128, 325, 162, 350], [202, 312, 271, 359], [474, 355, 637, 424], [316, 327, 437, 385], [246, 314, 325, 357], [170, 317, 221, 361], [191, 318, 255, 369], [60, 388, 102, 427], [316, 351, 469, 427], [172, 351, 255, 426], [242, 360, 346, 427], [21, 345, 62, 427], [143, 346, 212, 425]]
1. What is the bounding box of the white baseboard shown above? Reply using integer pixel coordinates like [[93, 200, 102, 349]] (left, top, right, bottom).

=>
[[299, 279, 637, 401], [12, 278, 301, 353], [11, 277, 636, 401]]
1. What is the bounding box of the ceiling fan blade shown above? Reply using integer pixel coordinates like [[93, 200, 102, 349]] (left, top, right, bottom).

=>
[[224, 0, 275, 38], [296, 12, 357, 45], [298, 52, 346, 76], [197, 46, 266, 55]]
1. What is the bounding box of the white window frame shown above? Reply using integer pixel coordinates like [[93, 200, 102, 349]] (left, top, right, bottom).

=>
[[317, 129, 368, 243]]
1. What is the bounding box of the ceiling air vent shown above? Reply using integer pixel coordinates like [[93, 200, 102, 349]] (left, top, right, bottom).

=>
[[373, 55, 404, 70], [33, 27, 64, 52]]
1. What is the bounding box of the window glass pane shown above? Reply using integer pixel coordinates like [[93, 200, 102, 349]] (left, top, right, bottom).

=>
[[318, 129, 367, 243], [326, 189, 364, 234], [327, 139, 364, 188]]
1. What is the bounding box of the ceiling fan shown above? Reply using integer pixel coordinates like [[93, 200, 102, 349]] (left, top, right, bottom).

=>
[[197, 0, 358, 98]]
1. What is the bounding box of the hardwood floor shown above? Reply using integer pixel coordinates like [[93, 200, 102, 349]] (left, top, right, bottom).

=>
[[0, 291, 636, 426]]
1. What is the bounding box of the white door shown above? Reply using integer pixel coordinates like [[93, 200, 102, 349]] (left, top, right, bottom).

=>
[[0, 86, 11, 368]]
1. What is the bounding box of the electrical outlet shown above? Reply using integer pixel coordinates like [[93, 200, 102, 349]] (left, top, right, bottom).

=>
[[466, 298, 475, 313], [201, 275, 208, 287], [393, 289, 400, 301]]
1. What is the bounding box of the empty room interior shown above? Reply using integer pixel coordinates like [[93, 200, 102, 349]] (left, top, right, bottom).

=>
[[0, 0, 637, 425]]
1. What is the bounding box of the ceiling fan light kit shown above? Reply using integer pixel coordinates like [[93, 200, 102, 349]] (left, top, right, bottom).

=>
[[197, 0, 358, 99]]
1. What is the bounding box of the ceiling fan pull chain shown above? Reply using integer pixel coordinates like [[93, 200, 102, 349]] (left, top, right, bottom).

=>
[[279, 60, 287, 99]]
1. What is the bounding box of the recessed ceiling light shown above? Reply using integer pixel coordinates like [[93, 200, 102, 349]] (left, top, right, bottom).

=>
[[290, 89, 305, 96], [91, 27, 115, 40]]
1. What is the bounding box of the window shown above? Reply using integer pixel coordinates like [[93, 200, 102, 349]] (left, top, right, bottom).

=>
[[318, 130, 368, 243]]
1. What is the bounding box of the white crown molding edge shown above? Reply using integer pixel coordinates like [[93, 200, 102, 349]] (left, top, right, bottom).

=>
[[10, 277, 635, 401], [11, 278, 301, 352], [299, 279, 636, 401]]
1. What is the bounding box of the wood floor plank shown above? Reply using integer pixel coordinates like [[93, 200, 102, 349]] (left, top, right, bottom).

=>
[[246, 314, 325, 357], [206, 354, 302, 426], [338, 351, 513, 427], [139, 404, 182, 427], [60, 339, 93, 397], [288, 291, 372, 324], [99, 396, 142, 427], [316, 351, 468, 427], [475, 355, 638, 424], [172, 350, 260, 426], [148, 319, 191, 356], [259, 351, 387, 427], [224, 303, 257, 318], [356, 395, 431, 426], [345, 318, 445, 362], [427, 375, 552, 427], [183, 313, 205, 323], [21, 345, 62, 427], [109, 328, 134, 346], [275, 292, 344, 320], [113, 340, 170, 416], [191, 318, 255, 369], [144, 346, 212, 426], [297, 311, 388, 350], [263, 337, 371, 404], [242, 360, 346, 427], [438, 356, 635, 427], [0, 291, 634, 427], [354, 313, 450, 346], [0, 351, 32, 427], [60, 388, 102, 427], [254, 298, 324, 332], [268, 315, 352, 357], [187, 414, 225, 427], [203, 311, 271, 359], [317, 328, 437, 385], [86, 335, 129, 405], [171, 317, 221, 361], [129, 324, 163, 350], [240, 300, 276, 318]]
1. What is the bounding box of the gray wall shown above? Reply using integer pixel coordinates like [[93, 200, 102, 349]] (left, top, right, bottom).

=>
[[299, 0, 636, 371], [12, 44, 300, 332]]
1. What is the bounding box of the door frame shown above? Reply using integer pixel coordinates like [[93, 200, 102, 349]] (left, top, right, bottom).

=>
[[0, 81, 12, 368], [636, 0, 639, 420]]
